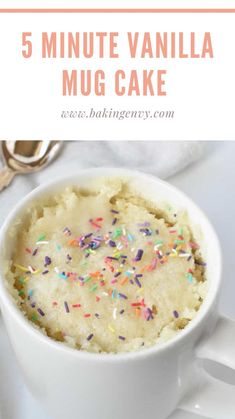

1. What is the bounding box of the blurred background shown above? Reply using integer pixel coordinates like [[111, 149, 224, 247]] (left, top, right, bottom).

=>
[[0, 140, 234, 419]]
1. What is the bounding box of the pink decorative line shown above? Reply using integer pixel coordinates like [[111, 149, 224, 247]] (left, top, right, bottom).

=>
[[0, 8, 235, 13]]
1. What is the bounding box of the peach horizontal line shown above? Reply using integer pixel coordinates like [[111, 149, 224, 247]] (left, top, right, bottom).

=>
[[0, 9, 235, 13]]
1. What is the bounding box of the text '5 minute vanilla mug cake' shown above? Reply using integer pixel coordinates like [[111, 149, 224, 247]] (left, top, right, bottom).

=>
[[5, 178, 207, 354]]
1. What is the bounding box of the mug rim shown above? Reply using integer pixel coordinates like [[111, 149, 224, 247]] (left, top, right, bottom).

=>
[[0, 167, 222, 362]]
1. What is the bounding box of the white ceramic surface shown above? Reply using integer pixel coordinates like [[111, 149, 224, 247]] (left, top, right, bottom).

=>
[[0, 314, 213, 419], [0, 167, 234, 419]]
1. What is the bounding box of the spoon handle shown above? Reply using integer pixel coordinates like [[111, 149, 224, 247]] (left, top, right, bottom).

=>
[[0, 167, 15, 191]]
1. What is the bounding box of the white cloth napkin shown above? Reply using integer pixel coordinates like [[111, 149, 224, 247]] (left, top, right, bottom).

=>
[[0, 141, 205, 226]]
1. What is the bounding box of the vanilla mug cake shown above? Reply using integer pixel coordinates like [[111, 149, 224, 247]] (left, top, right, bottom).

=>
[[6, 177, 207, 354], [1, 169, 228, 419]]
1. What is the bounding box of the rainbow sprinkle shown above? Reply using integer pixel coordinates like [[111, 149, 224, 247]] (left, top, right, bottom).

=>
[[87, 333, 94, 341], [118, 335, 126, 340], [64, 301, 70, 313], [37, 308, 45, 317], [134, 249, 144, 261]]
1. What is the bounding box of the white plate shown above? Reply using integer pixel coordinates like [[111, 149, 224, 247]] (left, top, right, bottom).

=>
[[0, 315, 210, 419]]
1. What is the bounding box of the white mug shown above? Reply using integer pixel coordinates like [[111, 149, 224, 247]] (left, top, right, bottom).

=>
[[0, 168, 234, 419]]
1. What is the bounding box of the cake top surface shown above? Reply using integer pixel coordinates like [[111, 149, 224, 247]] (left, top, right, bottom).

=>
[[7, 178, 207, 353]]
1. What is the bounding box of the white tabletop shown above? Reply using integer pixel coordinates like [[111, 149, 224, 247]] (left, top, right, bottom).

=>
[[0, 141, 234, 419]]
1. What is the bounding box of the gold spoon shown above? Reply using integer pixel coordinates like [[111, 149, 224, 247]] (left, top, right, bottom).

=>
[[0, 141, 62, 191]]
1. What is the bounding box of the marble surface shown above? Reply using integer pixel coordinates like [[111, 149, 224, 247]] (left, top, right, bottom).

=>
[[0, 141, 234, 419]]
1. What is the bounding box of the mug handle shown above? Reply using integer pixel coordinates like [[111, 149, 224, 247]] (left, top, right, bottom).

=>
[[179, 314, 235, 418]]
